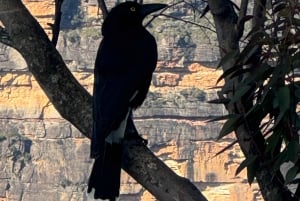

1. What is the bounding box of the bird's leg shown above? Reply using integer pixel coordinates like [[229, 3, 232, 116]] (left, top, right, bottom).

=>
[[124, 115, 148, 145]]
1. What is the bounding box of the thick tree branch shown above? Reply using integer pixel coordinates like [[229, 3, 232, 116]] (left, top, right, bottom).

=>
[[123, 139, 208, 201], [0, 0, 207, 200], [0, 0, 92, 136]]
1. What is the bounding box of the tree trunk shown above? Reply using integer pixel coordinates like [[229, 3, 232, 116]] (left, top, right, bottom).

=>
[[0, 0, 207, 200]]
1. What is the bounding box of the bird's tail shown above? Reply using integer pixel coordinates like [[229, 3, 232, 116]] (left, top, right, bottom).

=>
[[87, 143, 122, 200]]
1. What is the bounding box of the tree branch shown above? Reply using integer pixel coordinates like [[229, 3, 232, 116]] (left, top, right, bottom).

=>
[[97, 0, 108, 18], [237, 0, 249, 39], [47, 0, 64, 46], [158, 13, 216, 33], [0, 0, 207, 200], [0, 0, 92, 136]]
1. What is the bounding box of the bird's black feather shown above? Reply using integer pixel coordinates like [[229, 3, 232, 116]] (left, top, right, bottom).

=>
[[88, 2, 166, 200]]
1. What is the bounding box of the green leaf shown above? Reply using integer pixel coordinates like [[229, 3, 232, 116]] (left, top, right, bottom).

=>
[[295, 117, 300, 130], [217, 50, 239, 69], [271, 137, 300, 172], [213, 140, 237, 157], [294, 88, 300, 100], [206, 114, 237, 123], [247, 162, 256, 185], [265, 129, 283, 157], [235, 155, 258, 179], [238, 44, 260, 65], [230, 85, 252, 104], [273, 150, 288, 171], [271, 188, 282, 201], [286, 141, 300, 162], [229, 68, 251, 80], [244, 28, 264, 41], [274, 86, 290, 126], [243, 63, 272, 85], [218, 115, 241, 140], [207, 98, 230, 104], [278, 8, 291, 17], [295, 60, 300, 70], [245, 90, 272, 123], [273, 2, 286, 13], [216, 64, 242, 84], [285, 165, 299, 185]]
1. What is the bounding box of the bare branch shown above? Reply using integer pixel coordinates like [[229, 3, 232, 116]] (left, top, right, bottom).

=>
[[97, 0, 108, 18], [252, 0, 266, 30], [144, 0, 215, 36], [237, 0, 249, 39], [144, 1, 183, 27], [159, 13, 216, 33], [47, 0, 64, 46]]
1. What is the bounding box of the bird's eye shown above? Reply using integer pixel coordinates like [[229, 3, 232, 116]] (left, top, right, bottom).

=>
[[130, 7, 136, 12]]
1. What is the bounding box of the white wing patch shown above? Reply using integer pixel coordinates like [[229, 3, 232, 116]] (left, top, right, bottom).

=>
[[105, 90, 138, 144], [105, 108, 130, 144]]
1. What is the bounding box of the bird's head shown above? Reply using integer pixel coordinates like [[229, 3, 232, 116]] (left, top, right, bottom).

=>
[[102, 1, 167, 36]]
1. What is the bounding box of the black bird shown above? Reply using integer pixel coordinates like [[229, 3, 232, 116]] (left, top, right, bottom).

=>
[[88, 2, 167, 200]]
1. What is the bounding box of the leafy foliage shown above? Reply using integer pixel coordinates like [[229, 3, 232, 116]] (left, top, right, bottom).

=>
[[216, 0, 300, 198]]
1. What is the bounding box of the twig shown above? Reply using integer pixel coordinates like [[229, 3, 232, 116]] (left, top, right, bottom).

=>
[[97, 0, 108, 19], [237, 0, 249, 40], [159, 13, 216, 33], [144, 1, 184, 27], [48, 0, 64, 46]]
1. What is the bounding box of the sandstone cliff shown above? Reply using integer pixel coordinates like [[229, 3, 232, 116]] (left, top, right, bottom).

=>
[[0, 0, 262, 201]]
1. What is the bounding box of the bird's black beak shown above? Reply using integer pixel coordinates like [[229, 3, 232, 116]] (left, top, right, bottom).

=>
[[140, 3, 167, 18]]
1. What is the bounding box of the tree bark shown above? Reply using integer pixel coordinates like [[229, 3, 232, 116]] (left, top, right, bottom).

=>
[[0, 0, 207, 200]]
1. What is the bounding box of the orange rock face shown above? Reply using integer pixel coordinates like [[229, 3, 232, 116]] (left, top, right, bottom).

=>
[[0, 69, 261, 200]]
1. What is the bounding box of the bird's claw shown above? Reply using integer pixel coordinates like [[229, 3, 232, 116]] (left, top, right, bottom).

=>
[[124, 134, 148, 145]]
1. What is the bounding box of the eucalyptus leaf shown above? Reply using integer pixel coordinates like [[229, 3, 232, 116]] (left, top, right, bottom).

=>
[[235, 155, 258, 179], [230, 85, 252, 104], [206, 114, 237, 123], [286, 141, 300, 163], [218, 115, 241, 140], [207, 98, 230, 104], [265, 129, 282, 157], [274, 86, 290, 126], [285, 165, 299, 185], [217, 50, 239, 69], [247, 162, 256, 185], [273, 150, 288, 171]]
